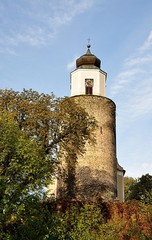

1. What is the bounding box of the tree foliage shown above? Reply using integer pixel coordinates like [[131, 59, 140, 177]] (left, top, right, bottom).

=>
[[0, 88, 96, 235], [0, 89, 152, 239], [124, 176, 137, 201], [0, 89, 96, 200], [127, 174, 152, 204], [124, 174, 152, 204], [1, 198, 151, 240], [0, 89, 96, 158], [0, 112, 53, 234]]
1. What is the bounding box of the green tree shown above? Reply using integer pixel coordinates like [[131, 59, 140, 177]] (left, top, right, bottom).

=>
[[124, 176, 137, 201], [0, 89, 96, 237], [129, 174, 152, 204], [0, 89, 95, 159], [125, 174, 152, 204], [0, 112, 52, 236], [0, 89, 96, 200]]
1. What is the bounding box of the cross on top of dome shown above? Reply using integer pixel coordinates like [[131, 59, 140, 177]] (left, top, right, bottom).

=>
[[76, 40, 101, 69], [87, 38, 91, 49]]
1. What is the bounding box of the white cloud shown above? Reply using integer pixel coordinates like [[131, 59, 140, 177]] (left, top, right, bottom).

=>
[[128, 78, 152, 118], [110, 68, 144, 95], [139, 31, 152, 51], [16, 27, 48, 46], [111, 31, 152, 94], [0, 27, 49, 55], [124, 55, 152, 67], [0, 0, 95, 53], [113, 32, 152, 177], [67, 56, 78, 70], [0, 47, 17, 55], [110, 30, 152, 120], [126, 161, 152, 178], [49, 0, 94, 28]]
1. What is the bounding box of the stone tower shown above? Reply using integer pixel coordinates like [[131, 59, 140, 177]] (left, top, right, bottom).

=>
[[55, 44, 125, 201]]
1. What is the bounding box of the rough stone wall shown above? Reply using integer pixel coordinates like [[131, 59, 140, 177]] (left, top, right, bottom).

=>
[[57, 95, 117, 201]]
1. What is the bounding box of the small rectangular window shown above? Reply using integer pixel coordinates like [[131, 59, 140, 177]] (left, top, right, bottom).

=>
[[85, 79, 94, 95]]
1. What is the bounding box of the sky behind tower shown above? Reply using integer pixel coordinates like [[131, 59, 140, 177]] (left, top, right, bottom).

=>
[[0, 0, 152, 178]]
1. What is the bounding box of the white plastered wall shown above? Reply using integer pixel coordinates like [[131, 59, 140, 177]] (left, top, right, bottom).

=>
[[70, 68, 106, 97]]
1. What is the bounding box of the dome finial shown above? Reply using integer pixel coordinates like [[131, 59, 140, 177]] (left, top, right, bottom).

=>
[[87, 38, 91, 49]]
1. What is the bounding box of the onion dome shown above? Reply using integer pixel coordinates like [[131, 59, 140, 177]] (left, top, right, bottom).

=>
[[76, 44, 101, 69]]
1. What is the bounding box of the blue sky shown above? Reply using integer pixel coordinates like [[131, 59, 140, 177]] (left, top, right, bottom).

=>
[[0, 0, 152, 178]]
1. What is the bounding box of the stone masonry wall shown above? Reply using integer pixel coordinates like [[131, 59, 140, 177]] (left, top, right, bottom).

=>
[[72, 95, 117, 200], [57, 95, 117, 201]]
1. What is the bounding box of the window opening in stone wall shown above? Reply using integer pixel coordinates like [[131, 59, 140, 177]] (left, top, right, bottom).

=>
[[85, 79, 94, 95]]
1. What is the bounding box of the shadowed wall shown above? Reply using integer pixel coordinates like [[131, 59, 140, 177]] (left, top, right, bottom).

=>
[[57, 95, 117, 200]]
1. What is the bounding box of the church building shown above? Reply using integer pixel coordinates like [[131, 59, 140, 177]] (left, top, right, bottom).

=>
[[49, 44, 125, 201]]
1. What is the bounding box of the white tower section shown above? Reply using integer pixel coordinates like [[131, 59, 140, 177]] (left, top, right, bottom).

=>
[[70, 45, 107, 97]]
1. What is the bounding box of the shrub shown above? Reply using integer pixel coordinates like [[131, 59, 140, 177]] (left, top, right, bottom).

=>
[[1, 199, 152, 240]]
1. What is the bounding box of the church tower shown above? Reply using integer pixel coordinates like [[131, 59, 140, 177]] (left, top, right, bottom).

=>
[[56, 44, 125, 201]]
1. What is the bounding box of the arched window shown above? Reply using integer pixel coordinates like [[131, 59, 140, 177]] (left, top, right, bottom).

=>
[[85, 79, 94, 95]]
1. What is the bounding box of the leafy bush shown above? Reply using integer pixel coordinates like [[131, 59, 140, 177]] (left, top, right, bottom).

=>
[[1, 199, 152, 240], [107, 201, 152, 240]]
